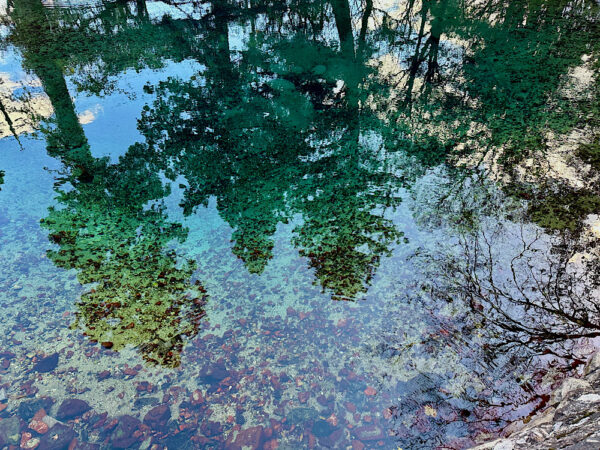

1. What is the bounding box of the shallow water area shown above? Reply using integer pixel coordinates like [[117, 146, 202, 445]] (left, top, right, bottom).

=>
[[1, 0, 600, 449]]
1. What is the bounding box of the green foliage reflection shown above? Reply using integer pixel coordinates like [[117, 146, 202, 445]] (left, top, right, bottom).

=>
[[2, 0, 600, 361], [7, 0, 208, 367]]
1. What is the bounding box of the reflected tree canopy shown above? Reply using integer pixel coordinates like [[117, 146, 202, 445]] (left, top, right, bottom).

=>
[[40, 150, 208, 367], [5, 0, 208, 367], [136, 0, 405, 299], [1, 0, 600, 367]]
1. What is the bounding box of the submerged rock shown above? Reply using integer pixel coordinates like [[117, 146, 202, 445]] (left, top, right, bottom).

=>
[[160, 429, 196, 450], [134, 397, 159, 409], [0, 416, 20, 446], [233, 425, 264, 450], [353, 425, 384, 441], [56, 399, 91, 420], [298, 391, 310, 404], [143, 404, 171, 429], [21, 432, 40, 449], [18, 398, 54, 420], [29, 409, 49, 434], [287, 407, 318, 424], [200, 421, 222, 437], [38, 423, 76, 450], [364, 386, 376, 396], [96, 370, 111, 381], [312, 419, 336, 437], [110, 415, 141, 448], [71, 442, 100, 450], [190, 389, 204, 405], [235, 409, 246, 425], [33, 353, 59, 373], [199, 364, 230, 385]]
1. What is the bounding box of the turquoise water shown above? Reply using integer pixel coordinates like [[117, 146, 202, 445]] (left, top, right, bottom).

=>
[[0, 0, 599, 448]]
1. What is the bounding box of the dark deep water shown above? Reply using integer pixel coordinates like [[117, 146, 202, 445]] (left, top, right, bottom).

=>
[[0, 0, 600, 448]]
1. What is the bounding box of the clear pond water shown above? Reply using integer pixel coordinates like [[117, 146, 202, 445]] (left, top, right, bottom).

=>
[[0, 0, 600, 448]]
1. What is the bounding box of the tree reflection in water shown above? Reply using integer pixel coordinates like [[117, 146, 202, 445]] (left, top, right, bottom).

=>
[[0, 0, 599, 445], [6, 0, 208, 367]]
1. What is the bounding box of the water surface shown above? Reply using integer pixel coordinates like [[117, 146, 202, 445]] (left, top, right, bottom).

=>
[[1, 0, 600, 448]]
